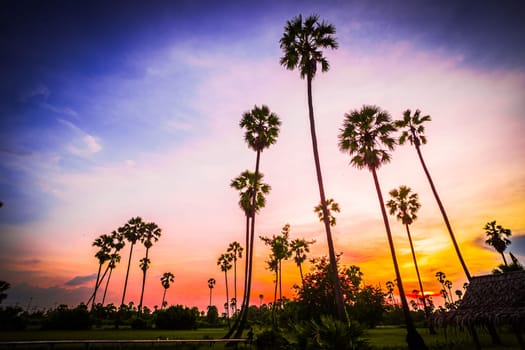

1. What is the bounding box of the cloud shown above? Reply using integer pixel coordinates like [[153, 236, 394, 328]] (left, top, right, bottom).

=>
[[42, 103, 79, 118], [65, 274, 97, 286], [18, 84, 50, 102], [57, 119, 103, 157], [3, 283, 91, 309]]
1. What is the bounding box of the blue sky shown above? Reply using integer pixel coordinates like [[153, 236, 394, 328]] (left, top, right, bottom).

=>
[[1, 0, 525, 310]]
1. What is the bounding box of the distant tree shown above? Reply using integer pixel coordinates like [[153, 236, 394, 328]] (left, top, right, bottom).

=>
[[339, 105, 427, 349], [386, 185, 434, 332], [91, 233, 112, 309], [314, 198, 340, 227], [102, 229, 125, 305], [290, 238, 315, 285], [217, 253, 233, 323], [121, 216, 146, 306], [484, 220, 512, 266], [227, 241, 243, 315], [280, 13, 345, 321], [385, 281, 396, 305], [231, 104, 280, 337], [160, 272, 175, 310], [396, 109, 471, 280], [138, 221, 162, 313], [207, 278, 216, 307]]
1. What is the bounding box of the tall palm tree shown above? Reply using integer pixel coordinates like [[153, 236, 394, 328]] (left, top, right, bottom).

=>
[[102, 229, 125, 305], [208, 278, 216, 308], [227, 241, 243, 315], [314, 198, 340, 227], [138, 221, 162, 313], [339, 105, 427, 350], [91, 233, 112, 309], [396, 109, 471, 280], [290, 237, 315, 285], [160, 272, 174, 309], [484, 220, 512, 266], [279, 14, 345, 321], [121, 216, 146, 306], [233, 104, 280, 336], [218, 253, 233, 323], [387, 186, 434, 332]]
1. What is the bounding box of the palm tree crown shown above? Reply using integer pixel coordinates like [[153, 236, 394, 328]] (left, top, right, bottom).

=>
[[338, 105, 396, 170], [240, 105, 281, 153], [484, 220, 512, 265], [396, 109, 431, 147], [386, 186, 421, 226], [279, 14, 338, 79], [230, 170, 271, 218]]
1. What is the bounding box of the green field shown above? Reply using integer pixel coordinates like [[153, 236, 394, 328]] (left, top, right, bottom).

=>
[[0, 326, 523, 349]]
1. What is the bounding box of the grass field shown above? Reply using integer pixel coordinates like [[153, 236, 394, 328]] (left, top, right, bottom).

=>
[[0, 326, 523, 349]]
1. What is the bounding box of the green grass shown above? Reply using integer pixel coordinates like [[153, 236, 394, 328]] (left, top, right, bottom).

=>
[[365, 325, 523, 349]]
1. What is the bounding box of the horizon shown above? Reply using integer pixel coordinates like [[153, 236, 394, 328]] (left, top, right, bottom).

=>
[[1, 0, 525, 312]]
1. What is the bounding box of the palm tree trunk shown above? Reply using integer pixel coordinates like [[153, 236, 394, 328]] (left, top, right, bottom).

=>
[[86, 264, 111, 306], [234, 150, 261, 337], [273, 268, 278, 326], [161, 288, 167, 310], [278, 260, 282, 302], [414, 143, 471, 280], [233, 258, 237, 315], [306, 74, 346, 322], [209, 287, 212, 308], [406, 224, 435, 333], [138, 247, 150, 314], [91, 263, 102, 309], [102, 267, 113, 305], [225, 270, 230, 323], [501, 252, 508, 266], [121, 242, 135, 306], [372, 168, 428, 350], [299, 263, 304, 286]]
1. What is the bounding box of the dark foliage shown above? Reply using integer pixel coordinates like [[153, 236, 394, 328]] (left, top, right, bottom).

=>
[[155, 305, 197, 330], [42, 304, 91, 330], [0, 306, 27, 330]]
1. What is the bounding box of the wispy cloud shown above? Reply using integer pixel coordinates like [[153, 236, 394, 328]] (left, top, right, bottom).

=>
[[57, 119, 102, 157], [65, 274, 97, 286]]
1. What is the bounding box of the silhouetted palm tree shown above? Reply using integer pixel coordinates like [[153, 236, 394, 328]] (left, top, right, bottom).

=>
[[279, 14, 345, 321], [160, 272, 174, 310], [290, 237, 315, 285], [208, 278, 216, 308], [387, 186, 434, 332], [138, 222, 162, 313], [91, 233, 112, 309], [396, 109, 471, 280], [314, 198, 340, 227], [0, 281, 10, 304], [339, 105, 427, 350], [121, 216, 146, 306], [102, 230, 125, 305], [484, 220, 512, 266], [227, 241, 243, 315], [218, 253, 233, 323], [233, 105, 280, 336]]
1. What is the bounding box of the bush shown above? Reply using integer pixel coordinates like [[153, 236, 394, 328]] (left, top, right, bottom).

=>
[[155, 305, 197, 330], [255, 327, 291, 350], [0, 306, 27, 330], [42, 304, 91, 330]]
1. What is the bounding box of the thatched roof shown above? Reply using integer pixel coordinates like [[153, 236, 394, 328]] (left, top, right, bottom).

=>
[[434, 270, 525, 327]]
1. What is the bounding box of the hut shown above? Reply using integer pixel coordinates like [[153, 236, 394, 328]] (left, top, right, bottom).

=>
[[434, 270, 525, 349]]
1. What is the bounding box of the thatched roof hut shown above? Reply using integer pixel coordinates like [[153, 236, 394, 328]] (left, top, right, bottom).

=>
[[434, 270, 525, 328]]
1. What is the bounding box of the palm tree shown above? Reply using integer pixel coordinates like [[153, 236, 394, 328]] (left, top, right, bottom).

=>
[[160, 272, 174, 310], [227, 241, 243, 315], [102, 229, 125, 305], [484, 220, 512, 266], [279, 14, 345, 321], [91, 233, 112, 309], [314, 198, 340, 227], [233, 104, 280, 336], [290, 238, 315, 285], [121, 216, 146, 306], [208, 278, 216, 308], [138, 221, 162, 313], [396, 109, 471, 280], [217, 253, 233, 323], [386, 187, 431, 316], [339, 105, 427, 350]]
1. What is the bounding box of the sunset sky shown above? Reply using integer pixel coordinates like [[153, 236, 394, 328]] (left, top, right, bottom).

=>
[[1, 0, 524, 312]]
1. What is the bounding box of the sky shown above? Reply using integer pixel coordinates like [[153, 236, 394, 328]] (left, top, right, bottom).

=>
[[1, 0, 525, 312]]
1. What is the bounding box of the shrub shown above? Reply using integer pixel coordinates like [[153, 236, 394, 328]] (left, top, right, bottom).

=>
[[42, 304, 91, 330], [0, 306, 27, 330], [155, 305, 197, 330]]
